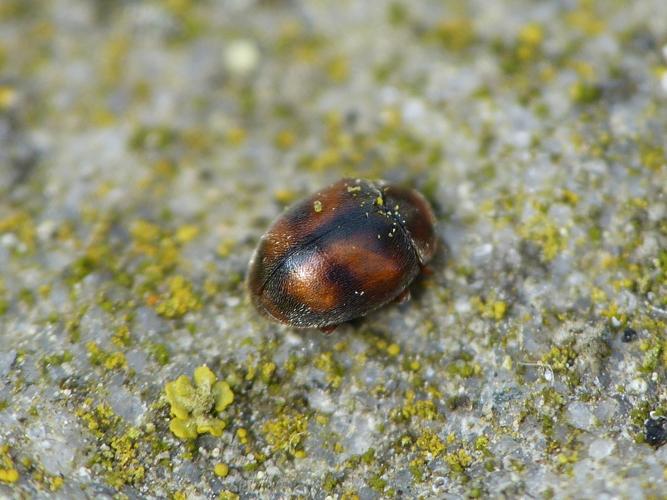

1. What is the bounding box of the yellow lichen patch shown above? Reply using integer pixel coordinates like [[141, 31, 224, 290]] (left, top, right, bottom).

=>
[[0, 445, 19, 484], [130, 219, 162, 244], [86, 342, 128, 371], [128, 219, 189, 287], [260, 362, 276, 383], [313, 352, 343, 388], [111, 325, 132, 348], [74, 401, 146, 488], [105, 428, 145, 488], [640, 143, 666, 172], [165, 365, 234, 440], [0, 210, 36, 251], [225, 126, 247, 146], [262, 412, 309, 457], [155, 275, 201, 319], [219, 492, 240, 500], [236, 428, 249, 445], [326, 55, 349, 83], [387, 343, 401, 357], [77, 401, 116, 436], [433, 17, 475, 52], [445, 448, 473, 473], [565, 4, 606, 35], [516, 23, 544, 61], [274, 129, 297, 150], [399, 391, 441, 420], [472, 296, 508, 321], [273, 188, 297, 204], [214, 463, 229, 477], [416, 429, 445, 458], [518, 214, 567, 262], [0, 85, 18, 109], [216, 239, 236, 258], [175, 224, 200, 244]]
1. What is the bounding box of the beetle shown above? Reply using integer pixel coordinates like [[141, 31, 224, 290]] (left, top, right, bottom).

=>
[[247, 178, 436, 332]]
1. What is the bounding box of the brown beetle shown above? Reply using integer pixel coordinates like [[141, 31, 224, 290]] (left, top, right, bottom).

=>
[[247, 178, 436, 331]]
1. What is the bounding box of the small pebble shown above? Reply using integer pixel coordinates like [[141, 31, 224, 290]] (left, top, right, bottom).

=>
[[644, 416, 667, 448], [621, 327, 637, 343]]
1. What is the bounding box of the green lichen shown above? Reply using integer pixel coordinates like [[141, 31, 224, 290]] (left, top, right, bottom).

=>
[[367, 474, 387, 493], [146, 342, 171, 366], [322, 472, 339, 493], [569, 81, 602, 105], [638, 339, 664, 373], [164, 365, 234, 439]]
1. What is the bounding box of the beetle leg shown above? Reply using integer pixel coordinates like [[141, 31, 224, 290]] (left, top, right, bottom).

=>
[[320, 325, 337, 334], [420, 265, 434, 276]]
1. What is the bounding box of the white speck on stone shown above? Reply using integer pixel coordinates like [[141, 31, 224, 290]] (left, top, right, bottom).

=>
[[224, 39, 259, 76], [225, 296, 240, 307], [331, 412, 377, 458], [36, 220, 57, 241], [26, 411, 81, 476], [77, 466, 90, 479], [308, 388, 335, 413], [628, 378, 648, 394], [472, 243, 493, 262], [567, 401, 596, 431], [455, 299, 471, 314], [285, 332, 303, 346], [265, 465, 280, 477], [108, 386, 146, 425], [0, 233, 19, 248], [589, 439, 615, 460], [511, 130, 532, 149], [402, 98, 426, 126]]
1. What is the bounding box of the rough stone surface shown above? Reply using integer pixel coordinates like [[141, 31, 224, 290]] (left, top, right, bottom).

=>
[[0, 0, 666, 498]]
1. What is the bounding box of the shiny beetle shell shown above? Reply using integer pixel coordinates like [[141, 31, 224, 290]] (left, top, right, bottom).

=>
[[247, 178, 436, 329]]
